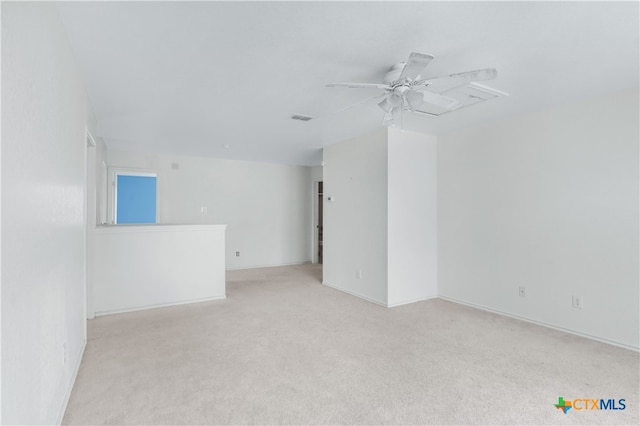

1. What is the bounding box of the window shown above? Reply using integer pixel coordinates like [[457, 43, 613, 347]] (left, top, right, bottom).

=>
[[108, 168, 158, 224]]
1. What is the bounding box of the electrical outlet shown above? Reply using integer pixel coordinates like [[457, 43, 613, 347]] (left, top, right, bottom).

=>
[[236, 251, 240, 257], [572, 296, 583, 310], [200, 206, 208, 214], [518, 286, 526, 297], [356, 269, 362, 279]]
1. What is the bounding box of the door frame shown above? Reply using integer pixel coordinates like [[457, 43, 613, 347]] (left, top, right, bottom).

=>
[[84, 128, 97, 322], [312, 179, 323, 264]]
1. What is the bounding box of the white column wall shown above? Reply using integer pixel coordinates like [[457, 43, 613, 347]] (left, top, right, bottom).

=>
[[387, 129, 438, 306], [323, 128, 389, 305]]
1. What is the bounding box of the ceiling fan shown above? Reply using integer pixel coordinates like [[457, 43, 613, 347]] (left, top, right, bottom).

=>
[[325, 52, 506, 126]]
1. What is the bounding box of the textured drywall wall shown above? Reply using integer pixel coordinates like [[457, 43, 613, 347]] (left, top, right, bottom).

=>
[[323, 128, 389, 305], [2, 3, 93, 423], [387, 128, 438, 306], [438, 89, 639, 348]]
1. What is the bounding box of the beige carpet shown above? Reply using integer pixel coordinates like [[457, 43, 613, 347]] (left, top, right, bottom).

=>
[[64, 264, 638, 425]]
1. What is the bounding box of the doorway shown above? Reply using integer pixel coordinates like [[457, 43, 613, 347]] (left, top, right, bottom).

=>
[[317, 181, 323, 264]]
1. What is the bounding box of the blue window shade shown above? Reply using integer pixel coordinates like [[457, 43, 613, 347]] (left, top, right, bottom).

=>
[[116, 175, 156, 224]]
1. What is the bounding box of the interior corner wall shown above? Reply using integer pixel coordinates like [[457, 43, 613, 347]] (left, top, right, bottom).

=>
[[387, 128, 438, 306], [438, 89, 640, 349], [2, 2, 92, 423], [323, 128, 389, 305], [106, 150, 312, 270]]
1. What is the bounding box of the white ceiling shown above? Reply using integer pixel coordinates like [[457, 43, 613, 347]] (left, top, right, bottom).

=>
[[57, 1, 639, 166]]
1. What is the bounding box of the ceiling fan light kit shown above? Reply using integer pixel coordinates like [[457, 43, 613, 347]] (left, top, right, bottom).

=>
[[326, 52, 508, 126], [291, 114, 313, 121]]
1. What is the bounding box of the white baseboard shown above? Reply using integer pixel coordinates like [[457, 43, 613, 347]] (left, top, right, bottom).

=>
[[94, 295, 227, 317], [322, 281, 388, 307], [322, 283, 440, 309], [226, 261, 312, 271], [387, 295, 438, 308], [439, 295, 639, 352], [317, 285, 639, 350], [56, 338, 86, 425]]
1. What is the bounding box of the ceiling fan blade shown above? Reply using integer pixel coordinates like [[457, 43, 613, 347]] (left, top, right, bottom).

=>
[[416, 89, 462, 110], [449, 68, 497, 82], [416, 68, 498, 93], [304, 94, 388, 121], [412, 109, 440, 117], [330, 93, 388, 115], [399, 52, 434, 81], [326, 82, 392, 90]]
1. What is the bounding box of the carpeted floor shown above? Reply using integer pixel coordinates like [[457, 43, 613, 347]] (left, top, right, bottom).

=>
[[63, 264, 638, 425]]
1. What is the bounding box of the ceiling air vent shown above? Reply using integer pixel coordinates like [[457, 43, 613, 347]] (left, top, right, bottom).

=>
[[291, 114, 313, 121]]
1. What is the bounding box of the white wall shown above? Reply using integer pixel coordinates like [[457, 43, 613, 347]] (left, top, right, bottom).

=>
[[310, 165, 323, 182], [387, 129, 438, 306], [2, 3, 94, 423], [93, 225, 226, 315], [323, 128, 389, 305], [438, 89, 639, 349], [106, 150, 312, 269]]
